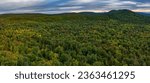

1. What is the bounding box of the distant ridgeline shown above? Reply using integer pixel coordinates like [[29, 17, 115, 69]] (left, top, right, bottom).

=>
[[0, 9, 150, 66]]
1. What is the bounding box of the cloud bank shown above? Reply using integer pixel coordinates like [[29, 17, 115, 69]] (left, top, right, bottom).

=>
[[0, 0, 149, 14]]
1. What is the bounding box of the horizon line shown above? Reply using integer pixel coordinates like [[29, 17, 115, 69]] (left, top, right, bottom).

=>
[[0, 9, 150, 15]]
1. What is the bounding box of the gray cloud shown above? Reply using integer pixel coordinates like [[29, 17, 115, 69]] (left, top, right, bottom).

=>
[[0, 0, 149, 14]]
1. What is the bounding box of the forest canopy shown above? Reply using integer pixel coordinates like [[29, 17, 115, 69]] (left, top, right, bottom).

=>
[[0, 10, 150, 66]]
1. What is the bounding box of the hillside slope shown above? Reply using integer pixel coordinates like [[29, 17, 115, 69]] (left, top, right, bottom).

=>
[[0, 10, 150, 66]]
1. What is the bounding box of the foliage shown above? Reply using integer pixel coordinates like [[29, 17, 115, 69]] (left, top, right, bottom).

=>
[[0, 10, 150, 66]]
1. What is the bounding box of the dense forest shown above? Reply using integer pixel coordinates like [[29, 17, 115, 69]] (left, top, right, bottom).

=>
[[0, 10, 150, 66]]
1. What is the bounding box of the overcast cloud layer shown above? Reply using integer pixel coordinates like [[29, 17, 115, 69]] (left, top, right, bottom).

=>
[[0, 0, 149, 14]]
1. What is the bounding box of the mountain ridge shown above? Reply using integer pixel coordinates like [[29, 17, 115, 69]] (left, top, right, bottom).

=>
[[0, 9, 149, 24], [0, 9, 149, 16]]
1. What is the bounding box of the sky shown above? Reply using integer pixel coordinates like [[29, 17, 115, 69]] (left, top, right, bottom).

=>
[[0, 0, 149, 14]]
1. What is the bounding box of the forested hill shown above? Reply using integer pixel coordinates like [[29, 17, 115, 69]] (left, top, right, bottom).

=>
[[0, 10, 150, 66], [106, 10, 150, 23]]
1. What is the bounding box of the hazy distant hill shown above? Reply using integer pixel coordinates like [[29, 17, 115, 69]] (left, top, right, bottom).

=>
[[0, 10, 150, 66]]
